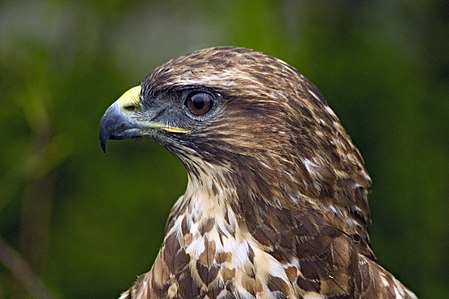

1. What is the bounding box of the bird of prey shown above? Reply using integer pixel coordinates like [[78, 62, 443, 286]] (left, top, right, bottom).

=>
[[99, 47, 416, 299]]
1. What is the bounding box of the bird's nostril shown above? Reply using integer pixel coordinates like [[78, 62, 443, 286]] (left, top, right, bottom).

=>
[[123, 105, 137, 112]]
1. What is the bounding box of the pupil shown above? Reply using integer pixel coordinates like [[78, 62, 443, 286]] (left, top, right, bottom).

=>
[[193, 96, 205, 109]]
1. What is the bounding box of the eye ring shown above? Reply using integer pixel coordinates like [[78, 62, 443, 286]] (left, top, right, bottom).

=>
[[185, 92, 214, 116]]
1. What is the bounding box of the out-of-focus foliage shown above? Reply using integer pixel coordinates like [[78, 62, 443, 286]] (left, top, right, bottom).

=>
[[0, 0, 447, 298]]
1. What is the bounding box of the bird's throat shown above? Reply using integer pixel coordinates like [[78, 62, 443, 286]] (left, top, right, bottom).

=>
[[152, 170, 296, 297]]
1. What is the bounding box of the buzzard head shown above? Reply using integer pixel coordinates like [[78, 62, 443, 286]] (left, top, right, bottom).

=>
[[99, 46, 371, 243]]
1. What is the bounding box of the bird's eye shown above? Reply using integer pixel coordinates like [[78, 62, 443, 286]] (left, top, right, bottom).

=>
[[185, 92, 214, 116]]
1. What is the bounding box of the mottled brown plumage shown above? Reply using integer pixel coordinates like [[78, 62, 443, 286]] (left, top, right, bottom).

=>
[[99, 47, 416, 298]]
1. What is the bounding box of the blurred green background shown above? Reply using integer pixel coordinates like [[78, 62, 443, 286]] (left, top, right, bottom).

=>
[[0, 0, 448, 298]]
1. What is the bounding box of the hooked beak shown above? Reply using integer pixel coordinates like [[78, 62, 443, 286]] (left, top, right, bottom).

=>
[[98, 85, 190, 153]]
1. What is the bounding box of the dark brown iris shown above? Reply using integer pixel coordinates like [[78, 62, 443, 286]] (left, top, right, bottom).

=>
[[185, 92, 214, 116]]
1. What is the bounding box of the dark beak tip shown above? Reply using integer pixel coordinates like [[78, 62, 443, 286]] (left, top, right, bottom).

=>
[[98, 122, 108, 153], [98, 101, 141, 153], [100, 140, 107, 153]]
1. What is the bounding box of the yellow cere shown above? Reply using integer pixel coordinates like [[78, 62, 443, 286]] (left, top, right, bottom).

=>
[[118, 85, 142, 111]]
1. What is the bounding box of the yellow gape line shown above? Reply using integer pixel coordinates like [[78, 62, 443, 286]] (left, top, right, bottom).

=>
[[138, 121, 191, 134]]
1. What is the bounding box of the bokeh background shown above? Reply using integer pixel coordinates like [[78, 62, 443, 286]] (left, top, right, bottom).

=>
[[1, 1, 448, 298]]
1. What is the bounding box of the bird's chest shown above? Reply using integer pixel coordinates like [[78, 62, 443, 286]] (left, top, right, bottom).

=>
[[161, 194, 296, 298]]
